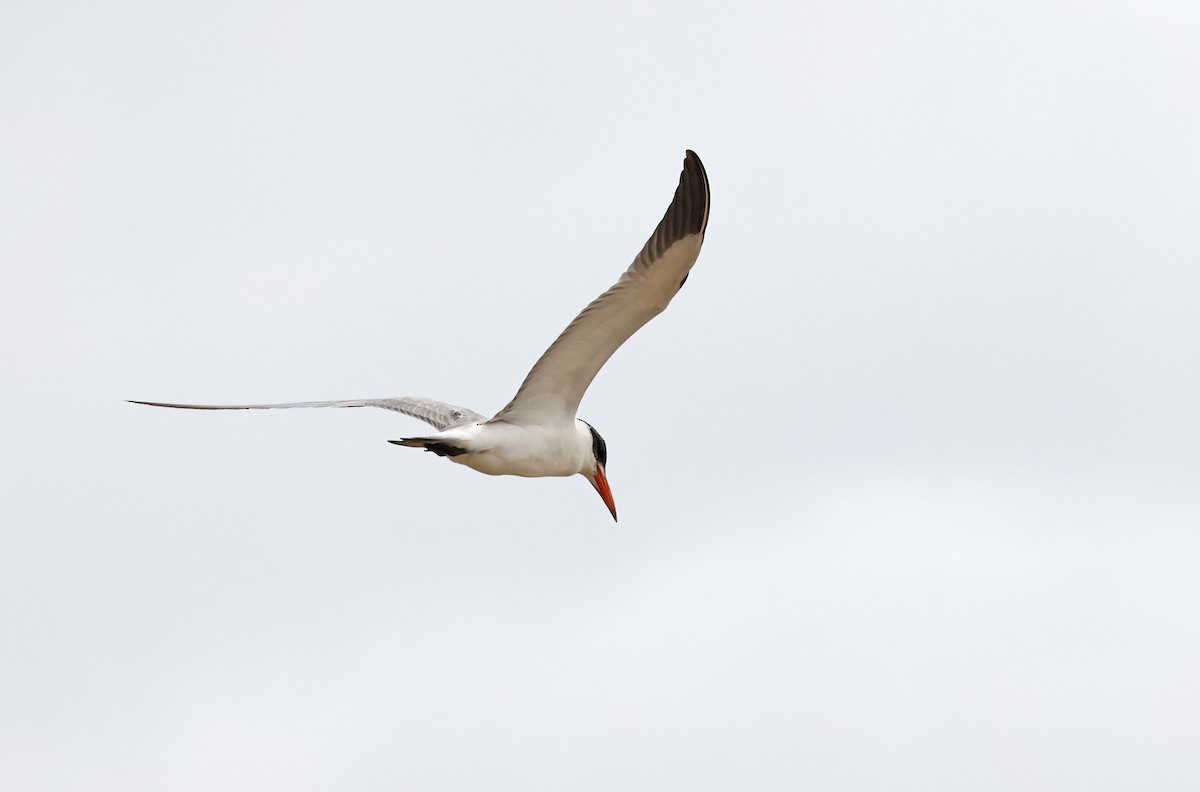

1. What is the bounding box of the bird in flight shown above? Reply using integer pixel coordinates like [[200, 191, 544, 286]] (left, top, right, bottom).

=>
[[131, 150, 710, 521]]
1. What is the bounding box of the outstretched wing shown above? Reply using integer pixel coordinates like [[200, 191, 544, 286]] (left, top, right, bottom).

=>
[[129, 396, 486, 432], [492, 150, 710, 426]]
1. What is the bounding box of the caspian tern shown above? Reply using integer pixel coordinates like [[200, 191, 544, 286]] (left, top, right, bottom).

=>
[[131, 150, 710, 521]]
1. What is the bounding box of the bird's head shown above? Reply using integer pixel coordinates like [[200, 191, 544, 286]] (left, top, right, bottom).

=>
[[578, 420, 616, 522]]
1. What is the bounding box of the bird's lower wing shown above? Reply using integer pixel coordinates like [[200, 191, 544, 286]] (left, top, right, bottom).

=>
[[492, 150, 710, 426], [129, 396, 486, 431]]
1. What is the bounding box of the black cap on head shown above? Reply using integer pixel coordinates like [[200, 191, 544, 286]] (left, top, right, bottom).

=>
[[585, 423, 607, 469]]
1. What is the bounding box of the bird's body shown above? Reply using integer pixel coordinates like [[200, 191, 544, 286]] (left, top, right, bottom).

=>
[[132, 151, 710, 520], [405, 419, 598, 479]]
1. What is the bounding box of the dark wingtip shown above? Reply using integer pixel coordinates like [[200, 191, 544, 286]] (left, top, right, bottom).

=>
[[387, 440, 405, 446], [634, 149, 711, 265], [672, 150, 708, 237], [125, 400, 215, 410], [680, 150, 709, 236]]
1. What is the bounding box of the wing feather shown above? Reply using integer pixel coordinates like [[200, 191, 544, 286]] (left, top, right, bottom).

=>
[[129, 396, 485, 431], [493, 150, 709, 425]]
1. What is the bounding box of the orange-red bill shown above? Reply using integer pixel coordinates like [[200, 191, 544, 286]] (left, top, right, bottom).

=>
[[591, 465, 617, 522]]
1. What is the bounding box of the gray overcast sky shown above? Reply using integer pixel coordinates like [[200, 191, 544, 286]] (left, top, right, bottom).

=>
[[2, 1, 1199, 789]]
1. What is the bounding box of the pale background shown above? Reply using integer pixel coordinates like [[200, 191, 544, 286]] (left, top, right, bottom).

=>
[[2, 1, 1199, 789]]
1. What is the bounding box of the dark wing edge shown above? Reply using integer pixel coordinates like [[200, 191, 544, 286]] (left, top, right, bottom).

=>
[[631, 149, 710, 269]]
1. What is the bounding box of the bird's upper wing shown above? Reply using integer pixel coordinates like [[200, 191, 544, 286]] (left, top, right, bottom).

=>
[[129, 396, 486, 431], [491, 150, 710, 426]]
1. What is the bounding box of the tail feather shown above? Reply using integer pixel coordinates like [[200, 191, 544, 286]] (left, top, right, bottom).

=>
[[388, 438, 469, 458]]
